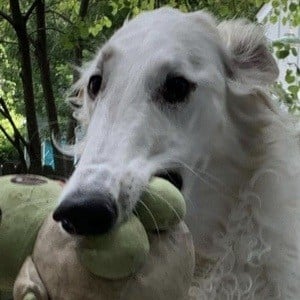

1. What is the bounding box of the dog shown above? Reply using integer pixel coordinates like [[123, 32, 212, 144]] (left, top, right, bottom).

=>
[[54, 8, 300, 299]]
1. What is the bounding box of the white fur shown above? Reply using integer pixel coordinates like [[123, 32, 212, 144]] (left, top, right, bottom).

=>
[[59, 8, 300, 299]]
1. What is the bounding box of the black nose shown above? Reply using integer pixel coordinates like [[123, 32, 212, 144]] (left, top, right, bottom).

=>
[[53, 192, 118, 235]]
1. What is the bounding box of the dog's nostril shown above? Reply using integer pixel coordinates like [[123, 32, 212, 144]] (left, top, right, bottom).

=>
[[53, 194, 118, 236], [61, 219, 77, 235]]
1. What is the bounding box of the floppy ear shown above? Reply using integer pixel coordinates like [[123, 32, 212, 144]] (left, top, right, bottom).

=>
[[218, 19, 279, 86]]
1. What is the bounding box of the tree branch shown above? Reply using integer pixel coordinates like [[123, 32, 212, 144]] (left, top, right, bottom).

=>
[[29, 26, 65, 35], [0, 124, 16, 146], [0, 98, 28, 148], [0, 39, 18, 45], [79, 0, 90, 18], [0, 107, 8, 118], [46, 9, 73, 24], [0, 10, 14, 26], [0, 123, 27, 169], [24, 0, 39, 21]]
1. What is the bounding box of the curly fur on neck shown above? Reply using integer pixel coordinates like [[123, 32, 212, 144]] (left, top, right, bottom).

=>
[[189, 87, 300, 299]]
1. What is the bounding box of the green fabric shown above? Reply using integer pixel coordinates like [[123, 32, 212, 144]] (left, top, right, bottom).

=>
[[0, 175, 62, 291], [136, 177, 186, 231], [23, 292, 37, 300], [78, 215, 150, 279]]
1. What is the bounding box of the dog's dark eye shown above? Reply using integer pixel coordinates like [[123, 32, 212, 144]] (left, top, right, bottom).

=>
[[88, 75, 102, 99], [162, 75, 191, 104]]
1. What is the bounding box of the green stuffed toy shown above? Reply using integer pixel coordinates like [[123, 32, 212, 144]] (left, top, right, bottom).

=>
[[0, 175, 194, 300], [0, 175, 62, 292], [78, 177, 187, 279]]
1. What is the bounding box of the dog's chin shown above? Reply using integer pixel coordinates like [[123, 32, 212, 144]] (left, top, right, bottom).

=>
[[155, 170, 183, 191]]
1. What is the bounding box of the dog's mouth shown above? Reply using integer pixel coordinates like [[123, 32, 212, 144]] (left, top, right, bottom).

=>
[[155, 170, 183, 190]]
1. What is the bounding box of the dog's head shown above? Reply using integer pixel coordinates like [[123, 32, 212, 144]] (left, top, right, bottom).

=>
[[53, 8, 278, 235]]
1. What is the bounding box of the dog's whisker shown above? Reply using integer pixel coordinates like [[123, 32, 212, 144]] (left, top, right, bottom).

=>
[[175, 160, 236, 199], [134, 197, 161, 238], [145, 188, 183, 224]]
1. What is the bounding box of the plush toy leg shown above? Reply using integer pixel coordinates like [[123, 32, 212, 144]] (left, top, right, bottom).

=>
[[13, 257, 48, 300]]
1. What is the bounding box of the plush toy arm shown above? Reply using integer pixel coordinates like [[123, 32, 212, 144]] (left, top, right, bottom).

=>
[[13, 257, 48, 300]]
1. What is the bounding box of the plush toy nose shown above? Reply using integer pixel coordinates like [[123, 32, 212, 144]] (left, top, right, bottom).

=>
[[53, 193, 118, 235]]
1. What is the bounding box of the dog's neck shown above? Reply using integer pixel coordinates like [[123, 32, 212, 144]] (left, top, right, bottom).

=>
[[184, 90, 300, 297], [184, 145, 253, 259], [184, 90, 267, 257]]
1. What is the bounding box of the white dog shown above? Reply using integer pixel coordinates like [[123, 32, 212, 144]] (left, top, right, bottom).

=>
[[54, 8, 300, 299]]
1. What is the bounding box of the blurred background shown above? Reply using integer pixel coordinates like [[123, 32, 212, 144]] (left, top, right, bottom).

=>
[[0, 0, 299, 178]]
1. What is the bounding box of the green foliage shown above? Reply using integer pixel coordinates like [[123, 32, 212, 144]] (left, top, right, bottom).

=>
[[260, 0, 300, 113], [0, 44, 22, 113], [0, 137, 18, 162], [0, 115, 26, 162], [0, 43, 26, 162]]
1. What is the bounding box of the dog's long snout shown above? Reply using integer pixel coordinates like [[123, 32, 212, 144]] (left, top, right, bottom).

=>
[[53, 192, 118, 235]]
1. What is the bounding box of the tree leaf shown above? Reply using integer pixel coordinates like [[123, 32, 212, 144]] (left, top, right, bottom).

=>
[[288, 85, 299, 94], [285, 73, 295, 84], [269, 15, 278, 23], [272, 41, 284, 48], [276, 49, 289, 59], [289, 2, 297, 11], [272, 0, 279, 7], [291, 47, 298, 56]]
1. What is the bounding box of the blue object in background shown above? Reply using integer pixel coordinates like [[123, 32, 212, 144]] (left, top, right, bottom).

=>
[[42, 140, 55, 169]]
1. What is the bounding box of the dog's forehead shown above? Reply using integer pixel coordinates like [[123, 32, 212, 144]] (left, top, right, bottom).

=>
[[107, 8, 220, 57], [84, 8, 224, 81]]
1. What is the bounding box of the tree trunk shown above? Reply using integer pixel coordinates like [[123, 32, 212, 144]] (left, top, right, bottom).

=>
[[9, 0, 42, 174], [35, 0, 67, 176]]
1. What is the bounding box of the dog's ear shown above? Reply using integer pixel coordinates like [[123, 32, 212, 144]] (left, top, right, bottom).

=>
[[218, 19, 279, 86]]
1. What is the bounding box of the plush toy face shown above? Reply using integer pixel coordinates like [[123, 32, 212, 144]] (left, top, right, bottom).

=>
[[15, 217, 194, 300]]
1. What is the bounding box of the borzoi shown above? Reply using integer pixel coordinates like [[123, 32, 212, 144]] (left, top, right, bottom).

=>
[[54, 8, 300, 299]]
